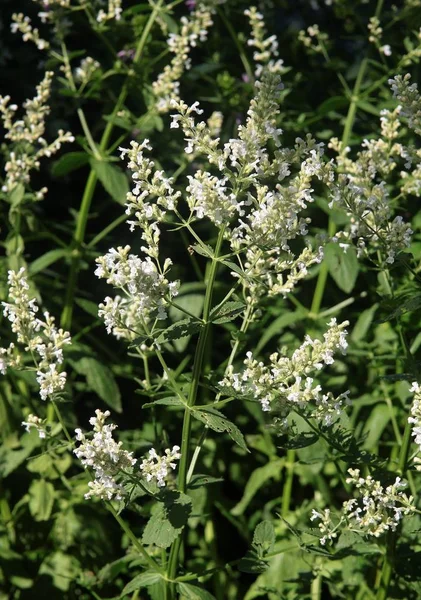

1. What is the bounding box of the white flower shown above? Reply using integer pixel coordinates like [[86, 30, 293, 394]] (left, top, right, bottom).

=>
[[139, 445, 181, 487]]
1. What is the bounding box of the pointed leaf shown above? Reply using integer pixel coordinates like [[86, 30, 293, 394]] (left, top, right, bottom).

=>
[[193, 408, 248, 452]]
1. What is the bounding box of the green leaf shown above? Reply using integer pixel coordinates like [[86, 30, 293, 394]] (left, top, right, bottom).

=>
[[90, 159, 129, 204], [253, 521, 275, 553], [255, 308, 307, 354], [9, 184, 25, 207], [122, 571, 162, 595], [28, 479, 55, 521], [177, 582, 217, 600], [0, 430, 40, 477], [357, 100, 381, 116], [142, 397, 185, 409], [231, 461, 282, 516], [351, 304, 378, 343], [193, 408, 248, 452], [73, 357, 122, 412], [29, 249, 68, 275], [155, 318, 203, 345], [324, 243, 359, 293], [142, 493, 192, 549], [210, 301, 246, 324], [190, 243, 214, 258], [51, 152, 90, 177], [169, 293, 204, 352]]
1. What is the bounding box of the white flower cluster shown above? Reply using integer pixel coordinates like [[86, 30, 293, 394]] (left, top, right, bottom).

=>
[[244, 6, 285, 77], [327, 98, 415, 265], [139, 446, 181, 487], [95, 245, 179, 339], [0, 71, 74, 194], [311, 469, 415, 544], [408, 382, 421, 470], [220, 318, 349, 424], [74, 56, 101, 85], [97, 0, 123, 23], [11, 13, 49, 50], [74, 410, 136, 501], [1, 268, 71, 400], [152, 3, 214, 112], [22, 413, 47, 439], [298, 24, 329, 55], [389, 73, 421, 135], [169, 72, 333, 303]]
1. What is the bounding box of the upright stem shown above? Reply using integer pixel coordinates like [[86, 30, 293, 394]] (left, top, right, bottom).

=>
[[166, 228, 225, 596], [60, 0, 164, 330]]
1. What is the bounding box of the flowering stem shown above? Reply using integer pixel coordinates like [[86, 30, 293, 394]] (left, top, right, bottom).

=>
[[166, 227, 226, 596], [60, 0, 164, 330]]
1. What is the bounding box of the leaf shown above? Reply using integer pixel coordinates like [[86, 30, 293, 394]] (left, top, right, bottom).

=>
[[190, 243, 214, 258], [255, 308, 307, 354], [28, 479, 55, 521], [253, 521, 275, 553], [155, 318, 203, 345], [29, 249, 68, 275], [357, 100, 381, 116], [90, 159, 129, 204], [142, 397, 185, 409], [122, 571, 162, 595], [169, 293, 204, 352], [9, 184, 25, 207], [316, 95, 348, 115], [362, 404, 390, 450], [0, 430, 40, 477], [231, 461, 282, 516], [324, 243, 359, 293], [351, 304, 378, 343], [142, 493, 192, 549], [187, 474, 223, 489], [193, 408, 248, 452], [177, 582, 217, 600], [210, 301, 246, 324], [73, 357, 122, 412], [51, 152, 90, 177], [377, 294, 421, 322]]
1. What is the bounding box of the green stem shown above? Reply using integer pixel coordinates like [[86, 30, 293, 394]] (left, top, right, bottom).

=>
[[166, 227, 225, 596], [281, 448, 295, 516], [107, 503, 164, 574], [60, 0, 164, 330]]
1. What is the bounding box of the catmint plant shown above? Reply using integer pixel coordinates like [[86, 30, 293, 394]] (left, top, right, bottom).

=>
[[3, 1, 421, 599]]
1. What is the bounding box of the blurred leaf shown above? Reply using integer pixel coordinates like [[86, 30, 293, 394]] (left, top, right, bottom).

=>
[[325, 243, 359, 293], [52, 152, 90, 177], [29, 249, 68, 275], [256, 308, 307, 354], [177, 582, 217, 599], [122, 571, 162, 595], [90, 159, 129, 204], [351, 304, 378, 343], [73, 357, 122, 412], [231, 461, 282, 516], [28, 479, 55, 521]]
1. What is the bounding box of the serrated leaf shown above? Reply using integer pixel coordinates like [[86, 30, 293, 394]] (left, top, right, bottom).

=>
[[377, 294, 421, 322], [142, 493, 192, 549], [29, 249, 68, 275], [122, 571, 162, 595], [73, 357, 122, 412], [325, 243, 359, 293], [142, 397, 184, 409], [28, 479, 55, 521], [191, 243, 214, 258], [210, 301, 245, 324], [253, 521, 275, 552], [90, 159, 129, 204], [177, 582, 217, 600], [193, 408, 248, 452], [231, 461, 282, 516], [155, 318, 203, 345], [52, 152, 90, 177]]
